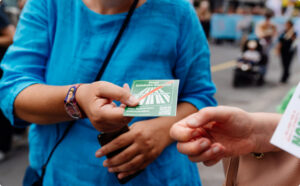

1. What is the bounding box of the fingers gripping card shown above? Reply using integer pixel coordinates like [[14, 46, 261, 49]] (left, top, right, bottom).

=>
[[124, 80, 180, 117]]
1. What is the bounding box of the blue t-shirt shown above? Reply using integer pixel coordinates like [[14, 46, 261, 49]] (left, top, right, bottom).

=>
[[0, 0, 217, 185]]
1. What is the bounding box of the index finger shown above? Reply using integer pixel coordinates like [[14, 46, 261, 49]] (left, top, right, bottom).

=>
[[96, 81, 139, 107], [186, 106, 235, 128], [170, 113, 205, 142]]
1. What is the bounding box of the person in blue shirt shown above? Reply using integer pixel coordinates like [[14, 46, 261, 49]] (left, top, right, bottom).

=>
[[0, 0, 216, 185]]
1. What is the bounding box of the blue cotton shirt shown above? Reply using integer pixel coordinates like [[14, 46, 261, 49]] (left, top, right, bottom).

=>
[[0, 0, 217, 185]]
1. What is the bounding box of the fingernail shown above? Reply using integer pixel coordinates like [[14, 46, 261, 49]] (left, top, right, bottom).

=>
[[200, 141, 209, 149], [108, 168, 114, 173], [126, 96, 139, 105], [103, 161, 108, 167], [124, 83, 129, 88], [192, 130, 201, 138], [212, 146, 220, 154], [187, 118, 199, 127], [96, 151, 103, 157]]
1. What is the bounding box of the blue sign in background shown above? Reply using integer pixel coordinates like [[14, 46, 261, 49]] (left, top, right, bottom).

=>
[[210, 14, 297, 40], [211, 14, 244, 39]]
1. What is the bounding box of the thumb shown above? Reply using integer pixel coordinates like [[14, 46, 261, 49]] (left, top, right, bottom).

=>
[[119, 84, 132, 108], [123, 83, 131, 93], [97, 82, 139, 107]]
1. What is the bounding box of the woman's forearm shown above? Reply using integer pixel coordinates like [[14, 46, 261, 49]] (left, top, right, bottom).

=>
[[250, 113, 282, 153], [14, 84, 73, 124], [14, 82, 139, 130]]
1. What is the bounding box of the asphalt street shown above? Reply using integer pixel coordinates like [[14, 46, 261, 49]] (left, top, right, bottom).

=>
[[1, 43, 300, 186]]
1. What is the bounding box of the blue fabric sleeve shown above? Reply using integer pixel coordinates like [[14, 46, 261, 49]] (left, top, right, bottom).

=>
[[0, 0, 49, 126], [175, 2, 217, 109]]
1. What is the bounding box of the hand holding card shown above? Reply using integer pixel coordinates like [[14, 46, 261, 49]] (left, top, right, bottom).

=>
[[124, 80, 180, 117]]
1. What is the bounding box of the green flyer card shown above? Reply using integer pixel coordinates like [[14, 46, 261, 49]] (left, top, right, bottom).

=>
[[124, 80, 180, 117]]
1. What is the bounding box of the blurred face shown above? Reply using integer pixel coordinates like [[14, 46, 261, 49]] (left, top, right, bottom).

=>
[[247, 41, 257, 50], [285, 22, 293, 30], [200, 1, 209, 11]]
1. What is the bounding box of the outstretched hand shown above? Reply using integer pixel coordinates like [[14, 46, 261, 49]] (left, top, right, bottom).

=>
[[170, 106, 257, 166]]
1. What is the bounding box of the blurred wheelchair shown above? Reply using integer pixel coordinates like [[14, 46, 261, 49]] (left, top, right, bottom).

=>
[[233, 40, 267, 87]]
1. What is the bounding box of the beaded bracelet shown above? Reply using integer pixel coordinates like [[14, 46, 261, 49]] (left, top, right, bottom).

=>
[[64, 84, 84, 120]]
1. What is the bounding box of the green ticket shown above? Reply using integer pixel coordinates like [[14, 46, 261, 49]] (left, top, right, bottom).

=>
[[124, 80, 180, 117]]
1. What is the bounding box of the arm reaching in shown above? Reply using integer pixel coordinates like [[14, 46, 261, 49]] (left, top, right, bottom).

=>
[[170, 106, 281, 166]]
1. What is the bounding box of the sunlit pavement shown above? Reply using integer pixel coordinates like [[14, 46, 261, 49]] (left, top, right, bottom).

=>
[[1, 42, 300, 186]]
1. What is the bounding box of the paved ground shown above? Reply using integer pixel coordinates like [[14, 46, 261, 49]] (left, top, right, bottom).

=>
[[1, 43, 300, 186]]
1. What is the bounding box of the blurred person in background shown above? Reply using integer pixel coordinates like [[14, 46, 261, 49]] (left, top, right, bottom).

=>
[[0, 1, 14, 59], [266, 0, 282, 17], [255, 10, 277, 68], [235, 6, 244, 15], [252, 6, 264, 16], [282, 1, 295, 19], [249, 10, 277, 84], [237, 7, 253, 47], [256, 10, 277, 48], [196, 0, 211, 39], [0, 0, 16, 162], [3, 0, 27, 26], [295, 7, 300, 65], [277, 20, 297, 84], [227, 6, 236, 14]]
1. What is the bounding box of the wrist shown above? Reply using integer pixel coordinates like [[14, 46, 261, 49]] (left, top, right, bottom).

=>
[[75, 83, 90, 111], [151, 118, 175, 146], [249, 113, 281, 153], [136, 119, 173, 147], [64, 84, 86, 120]]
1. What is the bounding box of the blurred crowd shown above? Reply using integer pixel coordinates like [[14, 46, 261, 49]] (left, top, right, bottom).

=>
[[193, 0, 299, 85], [193, 0, 300, 38]]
